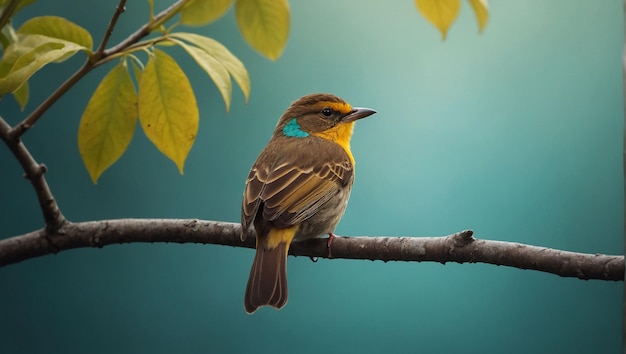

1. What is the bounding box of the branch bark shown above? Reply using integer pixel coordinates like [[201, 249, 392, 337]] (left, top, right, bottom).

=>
[[0, 219, 622, 282], [0, 117, 65, 232]]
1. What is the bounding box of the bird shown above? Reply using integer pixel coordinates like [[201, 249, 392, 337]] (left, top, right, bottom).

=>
[[241, 93, 376, 314]]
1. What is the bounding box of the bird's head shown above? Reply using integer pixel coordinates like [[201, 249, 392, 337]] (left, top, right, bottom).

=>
[[274, 93, 376, 143]]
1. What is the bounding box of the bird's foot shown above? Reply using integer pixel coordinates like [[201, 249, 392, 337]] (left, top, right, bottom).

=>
[[327, 232, 336, 258]]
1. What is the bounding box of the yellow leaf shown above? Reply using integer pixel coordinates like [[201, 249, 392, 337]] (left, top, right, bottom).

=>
[[18, 16, 93, 51], [169, 38, 232, 111], [138, 49, 198, 174], [12, 81, 28, 110], [235, 0, 289, 61], [181, 0, 233, 26], [78, 62, 138, 184], [415, 0, 461, 40], [171, 32, 250, 103], [468, 0, 488, 33]]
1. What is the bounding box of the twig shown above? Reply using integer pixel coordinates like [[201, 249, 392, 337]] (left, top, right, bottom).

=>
[[0, 219, 622, 281], [95, 0, 128, 56], [103, 0, 187, 56], [0, 117, 65, 232], [0, 0, 20, 31]]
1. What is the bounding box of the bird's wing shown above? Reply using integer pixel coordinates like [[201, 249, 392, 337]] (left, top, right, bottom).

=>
[[242, 142, 352, 232]]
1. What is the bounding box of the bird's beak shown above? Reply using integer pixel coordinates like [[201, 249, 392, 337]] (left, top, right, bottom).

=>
[[341, 107, 377, 123]]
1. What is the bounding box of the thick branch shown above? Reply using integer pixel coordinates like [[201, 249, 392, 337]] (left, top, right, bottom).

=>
[[0, 117, 65, 232], [0, 219, 622, 281]]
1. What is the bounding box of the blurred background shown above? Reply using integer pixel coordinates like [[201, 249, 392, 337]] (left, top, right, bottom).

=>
[[0, 0, 623, 353]]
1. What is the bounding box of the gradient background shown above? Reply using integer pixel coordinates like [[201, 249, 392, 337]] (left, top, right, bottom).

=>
[[0, 1, 623, 353]]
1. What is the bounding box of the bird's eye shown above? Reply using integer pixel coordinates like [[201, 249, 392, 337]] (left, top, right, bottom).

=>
[[321, 107, 333, 117]]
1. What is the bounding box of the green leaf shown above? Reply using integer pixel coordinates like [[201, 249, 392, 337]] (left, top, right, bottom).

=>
[[415, 0, 461, 40], [181, 0, 232, 26], [169, 38, 232, 111], [468, 0, 488, 33], [171, 32, 250, 103], [0, 34, 85, 96], [11, 81, 28, 110], [78, 61, 138, 184], [18, 16, 93, 51], [235, 0, 289, 61], [138, 49, 198, 174]]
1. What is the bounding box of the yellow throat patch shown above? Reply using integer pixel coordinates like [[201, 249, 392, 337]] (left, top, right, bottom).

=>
[[313, 121, 356, 166]]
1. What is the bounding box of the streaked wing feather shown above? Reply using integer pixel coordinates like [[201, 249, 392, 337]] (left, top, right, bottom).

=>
[[242, 139, 353, 232], [242, 167, 265, 232]]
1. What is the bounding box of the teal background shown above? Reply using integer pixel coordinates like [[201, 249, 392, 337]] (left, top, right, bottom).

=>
[[0, 0, 623, 353]]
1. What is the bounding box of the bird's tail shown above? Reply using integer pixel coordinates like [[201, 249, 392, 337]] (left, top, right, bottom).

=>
[[244, 241, 289, 314]]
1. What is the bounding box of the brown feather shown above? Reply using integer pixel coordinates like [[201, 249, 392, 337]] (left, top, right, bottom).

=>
[[244, 241, 288, 313], [241, 136, 353, 235]]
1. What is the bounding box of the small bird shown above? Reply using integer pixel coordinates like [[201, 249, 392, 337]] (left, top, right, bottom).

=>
[[241, 93, 376, 313]]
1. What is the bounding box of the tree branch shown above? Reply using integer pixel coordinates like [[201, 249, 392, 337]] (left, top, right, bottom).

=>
[[8, 61, 94, 139], [0, 117, 65, 232], [0, 219, 622, 282], [8, 0, 187, 138]]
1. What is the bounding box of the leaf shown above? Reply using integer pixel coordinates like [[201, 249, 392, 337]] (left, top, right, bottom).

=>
[[0, 34, 85, 95], [415, 0, 461, 40], [78, 62, 138, 184], [181, 0, 232, 26], [12, 81, 28, 110], [18, 16, 93, 51], [138, 49, 198, 174], [171, 32, 250, 103], [468, 0, 488, 33], [234, 0, 289, 61], [169, 38, 232, 111]]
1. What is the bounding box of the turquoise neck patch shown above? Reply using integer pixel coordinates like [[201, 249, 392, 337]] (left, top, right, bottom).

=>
[[282, 118, 309, 138]]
